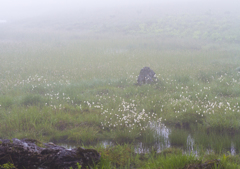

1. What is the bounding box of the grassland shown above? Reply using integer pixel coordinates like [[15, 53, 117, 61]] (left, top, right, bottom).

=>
[[1, 11, 240, 168], [1, 34, 240, 168]]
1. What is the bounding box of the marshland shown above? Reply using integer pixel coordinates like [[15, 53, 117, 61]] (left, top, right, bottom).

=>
[[1, 0, 240, 168]]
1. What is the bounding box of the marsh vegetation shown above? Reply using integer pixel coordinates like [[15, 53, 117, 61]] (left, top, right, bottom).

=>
[[1, 2, 240, 168]]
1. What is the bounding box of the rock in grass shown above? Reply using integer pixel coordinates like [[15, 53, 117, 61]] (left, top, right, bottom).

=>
[[137, 67, 157, 85], [0, 138, 101, 169], [236, 67, 240, 72]]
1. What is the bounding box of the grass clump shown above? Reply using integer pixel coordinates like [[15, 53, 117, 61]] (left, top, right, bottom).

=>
[[97, 144, 133, 168], [144, 151, 196, 169], [21, 95, 45, 106], [67, 127, 99, 143], [169, 129, 189, 147], [0, 162, 16, 169], [0, 97, 13, 109]]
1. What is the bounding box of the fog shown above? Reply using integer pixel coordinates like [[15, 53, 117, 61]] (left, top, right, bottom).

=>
[[0, 0, 239, 40], [1, 0, 240, 21], [2, 1, 240, 167]]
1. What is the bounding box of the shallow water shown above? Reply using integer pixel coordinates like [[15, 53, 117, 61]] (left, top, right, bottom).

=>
[[60, 123, 239, 155]]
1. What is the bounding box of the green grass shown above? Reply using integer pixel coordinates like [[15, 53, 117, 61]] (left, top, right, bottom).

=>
[[1, 35, 240, 143], [1, 14, 240, 167], [90, 146, 240, 169]]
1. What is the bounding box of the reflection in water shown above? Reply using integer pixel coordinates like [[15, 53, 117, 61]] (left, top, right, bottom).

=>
[[231, 142, 236, 155], [61, 144, 76, 150], [60, 122, 237, 156], [187, 135, 195, 151], [135, 122, 237, 155], [101, 140, 114, 148], [135, 122, 171, 154], [61, 140, 114, 150]]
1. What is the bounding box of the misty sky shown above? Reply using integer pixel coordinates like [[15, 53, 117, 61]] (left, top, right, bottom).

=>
[[1, 0, 239, 21]]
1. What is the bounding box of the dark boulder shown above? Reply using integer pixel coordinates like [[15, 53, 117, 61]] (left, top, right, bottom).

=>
[[0, 138, 101, 169], [137, 67, 157, 85], [236, 67, 240, 72]]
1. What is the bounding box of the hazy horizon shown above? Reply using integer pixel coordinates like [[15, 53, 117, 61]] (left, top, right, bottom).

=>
[[1, 0, 240, 21]]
